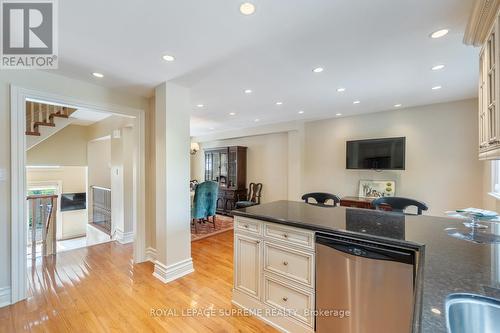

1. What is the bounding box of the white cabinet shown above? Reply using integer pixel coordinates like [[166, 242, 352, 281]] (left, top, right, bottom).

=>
[[232, 216, 315, 333], [479, 10, 500, 159], [234, 233, 261, 299]]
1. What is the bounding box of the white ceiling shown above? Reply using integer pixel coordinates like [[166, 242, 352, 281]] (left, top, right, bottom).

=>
[[70, 108, 112, 126], [56, 0, 478, 136]]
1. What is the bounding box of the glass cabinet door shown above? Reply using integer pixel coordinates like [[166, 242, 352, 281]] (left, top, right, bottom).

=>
[[228, 148, 237, 188], [220, 151, 228, 187]]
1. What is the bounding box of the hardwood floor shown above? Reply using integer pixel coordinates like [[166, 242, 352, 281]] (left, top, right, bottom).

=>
[[0, 230, 278, 332]]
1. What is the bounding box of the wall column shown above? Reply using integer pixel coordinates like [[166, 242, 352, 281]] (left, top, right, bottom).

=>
[[287, 124, 305, 201], [153, 82, 193, 283]]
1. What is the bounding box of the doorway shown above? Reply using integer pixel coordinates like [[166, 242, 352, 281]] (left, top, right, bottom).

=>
[[10, 86, 146, 305]]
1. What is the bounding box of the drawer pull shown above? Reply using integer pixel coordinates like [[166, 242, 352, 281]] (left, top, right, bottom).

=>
[[283, 261, 288, 266], [283, 233, 288, 238], [282, 297, 288, 302], [244, 224, 249, 228]]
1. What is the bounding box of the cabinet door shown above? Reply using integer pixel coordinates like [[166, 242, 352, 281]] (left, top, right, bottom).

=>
[[234, 234, 262, 299], [479, 47, 489, 150], [487, 22, 498, 145]]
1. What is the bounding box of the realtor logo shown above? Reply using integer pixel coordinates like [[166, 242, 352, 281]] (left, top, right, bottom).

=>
[[1, 0, 58, 69]]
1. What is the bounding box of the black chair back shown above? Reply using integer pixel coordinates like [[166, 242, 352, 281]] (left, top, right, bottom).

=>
[[372, 196, 428, 215], [301, 192, 340, 207]]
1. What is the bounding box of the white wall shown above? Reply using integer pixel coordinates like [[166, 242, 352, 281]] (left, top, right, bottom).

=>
[[191, 133, 289, 203], [87, 138, 111, 189], [0, 70, 149, 292], [27, 166, 88, 240], [303, 99, 482, 216]]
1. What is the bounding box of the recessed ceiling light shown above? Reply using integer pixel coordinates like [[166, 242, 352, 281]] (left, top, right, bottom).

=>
[[244, 89, 252, 94], [209, 127, 215, 130], [313, 67, 324, 73], [254, 118, 260, 122], [229, 112, 236, 116], [196, 104, 204, 108], [394, 104, 402, 108], [431, 308, 441, 315], [336, 113, 342, 116], [240, 2, 256, 15], [162, 54, 175, 62], [430, 29, 449, 39], [92, 72, 104, 78], [432, 85, 442, 90], [353, 100, 361, 104], [298, 110, 305, 114], [432, 64, 445, 71], [276, 102, 283, 105], [337, 87, 346, 93]]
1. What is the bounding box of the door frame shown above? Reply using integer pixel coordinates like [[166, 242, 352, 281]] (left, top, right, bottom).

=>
[[10, 85, 147, 304]]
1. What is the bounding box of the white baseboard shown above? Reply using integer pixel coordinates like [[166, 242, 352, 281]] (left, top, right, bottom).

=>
[[114, 229, 134, 244], [0, 287, 11, 308], [145, 247, 157, 262], [153, 258, 194, 283]]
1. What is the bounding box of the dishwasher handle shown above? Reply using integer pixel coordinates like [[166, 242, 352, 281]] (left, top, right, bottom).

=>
[[316, 234, 414, 265]]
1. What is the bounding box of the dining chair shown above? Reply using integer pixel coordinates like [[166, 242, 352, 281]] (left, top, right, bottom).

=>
[[371, 196, 428, 215], [235, 183, 263, 209], [191, 181, 219, 232], [301, 192, 340, 207]]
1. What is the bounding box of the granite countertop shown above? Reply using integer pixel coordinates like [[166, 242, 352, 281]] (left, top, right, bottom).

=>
[[232, 200, 500, 333]]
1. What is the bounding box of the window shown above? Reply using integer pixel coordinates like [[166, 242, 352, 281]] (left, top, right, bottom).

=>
[[491, 160, 500, 198]]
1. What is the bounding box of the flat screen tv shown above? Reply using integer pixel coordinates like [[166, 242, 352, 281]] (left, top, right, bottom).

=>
[[346, 137, 406, 170], [60, 192, 86, 211]]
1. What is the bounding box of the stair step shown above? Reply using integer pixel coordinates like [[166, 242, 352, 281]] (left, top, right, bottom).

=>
[[25, 131, 41, 136], [34, 121, 55, 128]]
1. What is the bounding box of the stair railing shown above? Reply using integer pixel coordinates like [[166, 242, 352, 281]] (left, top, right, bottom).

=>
[[27, 194, 58, 258], [90, 186, 112, 234], [25, 101, 75, 135]]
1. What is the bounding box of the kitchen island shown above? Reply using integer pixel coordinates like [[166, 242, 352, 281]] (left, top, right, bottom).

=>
[[231, 200, 500, 333]]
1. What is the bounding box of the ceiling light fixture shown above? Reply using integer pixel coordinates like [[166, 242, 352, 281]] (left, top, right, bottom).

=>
[[337, 87, 346, 93], [313, 67, 324, 73], [432, 85, 442, 90], [196, 104, 204, 108], [244, 89, 252, 94], [336, 113, 342, 116], [394, 104, 402, 108], [209, 127, 215, 130], [353, 100, 361, 104], [162, 54, 175, 62], [240, 2, 256, 15], [92, 72, 104, 78], [276, 102, 283, 105], [430, 29, 449, 39], [432, 64, 445, 71], [254, 118, 260, 122], [229, 112, 236, 116], [298, 110, 305, 114]]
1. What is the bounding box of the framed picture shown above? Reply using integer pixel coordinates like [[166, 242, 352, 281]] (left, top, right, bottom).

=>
[[359, 180, 395, 198]]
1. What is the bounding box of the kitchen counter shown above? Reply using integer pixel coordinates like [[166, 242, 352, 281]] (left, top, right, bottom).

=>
[[232, 200, 500, 333]]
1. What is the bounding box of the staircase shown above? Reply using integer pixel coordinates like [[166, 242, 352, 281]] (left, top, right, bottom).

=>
[[26, 101, 77, 150]]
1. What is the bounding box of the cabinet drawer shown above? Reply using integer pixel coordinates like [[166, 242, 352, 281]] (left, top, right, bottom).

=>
[[235, 217, 262, 236], [264, 242, 314, 287], [264, 223, 314, 250], [263, 275, 314, 327]]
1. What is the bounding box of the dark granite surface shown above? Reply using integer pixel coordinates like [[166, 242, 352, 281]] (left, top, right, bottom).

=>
[[232, 200, 500, 333]]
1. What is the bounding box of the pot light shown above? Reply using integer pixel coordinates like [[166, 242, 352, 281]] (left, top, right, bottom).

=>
[[432, 85, 442, 90], [431, 64, 445, 71], [92, 72, 104, 78], [298, 110, 305, 114], [209, 127, 215, 130], [240, 2, 256, 15], [196, 104, 204, 108], [162, 54, 175, 62], [254, 118, 260, 122], [229, 112, 236, 116], [336, 113, 342, 116], [313, 67, 324, 73], [337, 87, 346, 93], [353, 100, 361, 104], [394, 104, 402, 108], [276, 102, 283, 105], [431, 308, 441, 315], [244, 89, 252, 94], [430, 29, 449, 39]]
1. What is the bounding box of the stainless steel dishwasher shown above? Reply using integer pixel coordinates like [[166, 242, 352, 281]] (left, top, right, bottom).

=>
[[316, 233, 416, 333]]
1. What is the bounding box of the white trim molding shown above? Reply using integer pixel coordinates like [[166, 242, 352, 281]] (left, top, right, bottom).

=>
[[153, 258, 194, 283], [464, 0, 500, 46], [114, 229, 134, 244], [0, 287, 11, 308], [145, 247, 157, 262]]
